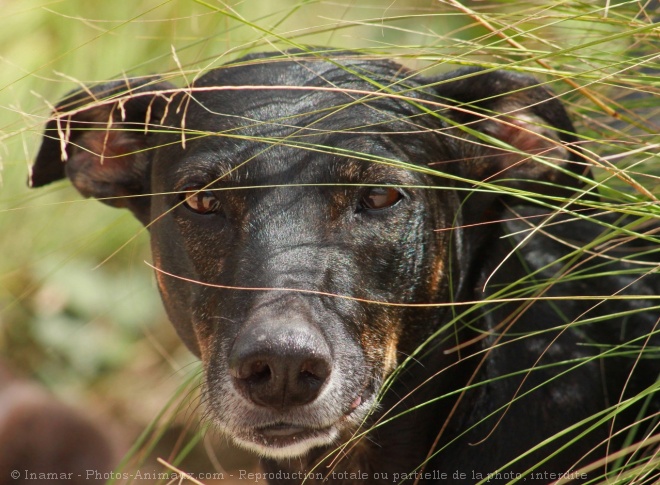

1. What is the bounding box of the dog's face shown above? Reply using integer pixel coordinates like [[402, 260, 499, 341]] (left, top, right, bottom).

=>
[[146, 60, 463, 457], [31, 53, 586, 459]]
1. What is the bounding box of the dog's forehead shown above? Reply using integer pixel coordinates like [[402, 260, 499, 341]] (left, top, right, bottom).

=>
[[193, 56, 413, 92], [184, 57, 424, 125], [158, 58, 442, 186], [165, 129, 424, 189]]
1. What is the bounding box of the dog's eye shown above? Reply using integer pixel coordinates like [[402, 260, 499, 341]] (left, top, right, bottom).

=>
[[360, 187, 403, 211], [180, 189, 220, 214]]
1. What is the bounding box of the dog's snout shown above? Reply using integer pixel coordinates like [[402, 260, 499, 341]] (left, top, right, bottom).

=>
[[229, 319, 332, 410]]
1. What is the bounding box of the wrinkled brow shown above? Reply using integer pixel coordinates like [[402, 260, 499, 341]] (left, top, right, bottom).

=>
[[169, 151, 237, 189]]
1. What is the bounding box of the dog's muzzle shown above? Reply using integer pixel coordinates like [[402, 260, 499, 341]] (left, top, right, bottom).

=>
[[210, 303, 374, 459]]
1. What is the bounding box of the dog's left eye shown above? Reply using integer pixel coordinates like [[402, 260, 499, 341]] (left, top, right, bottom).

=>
[[360, 187, 403, 211], [180, 189, 221, 214]]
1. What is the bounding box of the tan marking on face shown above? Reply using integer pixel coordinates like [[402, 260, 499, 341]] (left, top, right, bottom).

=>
[[428, 246, 446, 298], [151, 246, 170, 301], [191, 307, 216, 365], [382, 331, 399, 377], [196, 331, 213, 364], [152, 242, 215, 360], [329, 188, 353, 222], [360, 309, 402, 379], [335, 160, 362, 182]]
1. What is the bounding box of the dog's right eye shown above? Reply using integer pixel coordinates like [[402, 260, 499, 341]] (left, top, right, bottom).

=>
[[180, 189, 221, 214], [359, 187, 403, 212]]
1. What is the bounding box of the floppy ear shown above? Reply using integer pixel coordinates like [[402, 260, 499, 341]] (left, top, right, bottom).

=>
[[431, 68, 590, 200], [30, 77, 176, 225]]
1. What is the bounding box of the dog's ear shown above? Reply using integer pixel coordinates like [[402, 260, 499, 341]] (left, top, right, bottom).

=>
[[30, 77, 176, 224], [431, 68, 590, 199]]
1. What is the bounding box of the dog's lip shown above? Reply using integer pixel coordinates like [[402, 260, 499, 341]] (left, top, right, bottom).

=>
[[233, 385, 377, 456], [254, 422, 332, 447], [259, 423, 312, 437], [252, 386, 374, 441]]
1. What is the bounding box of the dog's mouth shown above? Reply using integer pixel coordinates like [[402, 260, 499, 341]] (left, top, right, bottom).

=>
[[230, 385, 375, 459], [255, 423, 334, 449]]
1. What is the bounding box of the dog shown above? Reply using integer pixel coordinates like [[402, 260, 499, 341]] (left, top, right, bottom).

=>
[[30, 50, 660, 484]]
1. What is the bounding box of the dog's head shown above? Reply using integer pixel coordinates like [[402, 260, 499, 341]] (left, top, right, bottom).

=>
[[31, 52, 589, 459]]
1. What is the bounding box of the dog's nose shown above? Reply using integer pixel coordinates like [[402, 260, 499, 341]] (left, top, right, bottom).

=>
[[229, 319, 332, 410]]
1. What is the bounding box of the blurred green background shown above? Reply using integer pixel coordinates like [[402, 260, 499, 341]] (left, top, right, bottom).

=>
[[0, 0, 657, 475]]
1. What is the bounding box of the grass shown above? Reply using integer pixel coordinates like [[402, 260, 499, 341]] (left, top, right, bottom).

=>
[[0, 0, 658, 483]]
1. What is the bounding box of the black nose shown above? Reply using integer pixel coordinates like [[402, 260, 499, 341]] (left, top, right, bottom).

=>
[[229, 318, 332, 410]]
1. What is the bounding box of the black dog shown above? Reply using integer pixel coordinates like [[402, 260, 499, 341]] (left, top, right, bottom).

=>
[[31, 51, 659, 484]]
